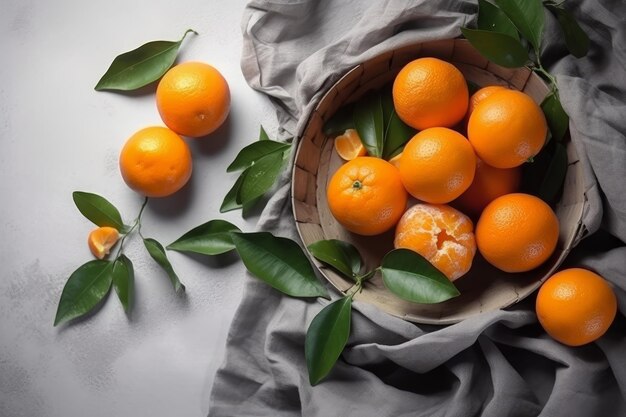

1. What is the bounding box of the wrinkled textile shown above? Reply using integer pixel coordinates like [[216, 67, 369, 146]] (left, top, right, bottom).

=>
[[209, 1, 626, 416]]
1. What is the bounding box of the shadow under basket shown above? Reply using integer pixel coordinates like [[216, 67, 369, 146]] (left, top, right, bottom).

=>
[[291, 39, 586, 325]]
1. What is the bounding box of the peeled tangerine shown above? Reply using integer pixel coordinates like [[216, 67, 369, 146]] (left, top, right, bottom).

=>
[[88, 226, 120, 259], [394, 204, 476, 281]]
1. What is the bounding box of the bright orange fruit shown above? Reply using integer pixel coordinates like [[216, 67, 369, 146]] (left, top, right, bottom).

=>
[[156, 62, 230, 138], [334, 129, 367, 160], [392, 57, 469, 130], [468, 89, 547, 168], [119, 126, 193, 198], [397, 127, 476, 204], [536, 268, 617, 346], [476, 193, 559, 273], [327, 157, 407, 236], [88, 226, 120, 259], [394, 204, 476, 281]]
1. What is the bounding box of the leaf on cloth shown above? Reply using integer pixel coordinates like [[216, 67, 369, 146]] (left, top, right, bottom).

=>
[[477, 0, 520, 40], [167, 219, 241, 255], [231, 232, 329, 299], [381, 249, 460, 304], [545, 4, 590, 58], [95, 29, 197, 91], [494, 0, 544, 53], [305, 296, 352, 385], [461, 28, 529, 68]]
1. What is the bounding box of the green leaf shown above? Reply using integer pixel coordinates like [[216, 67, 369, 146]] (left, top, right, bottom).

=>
[[541, 91, 569, 143], [95, 29, 197, 91], [307, 239, 362, 279], [112, 255, 134, 315], [546, 5, 590, 58], [230, 232, 329, 299], [323, 104, 355, 136], [477, 0, 520, 40], [167, 219, 241, 255], [381, 249, 460, 304], [380, 88, 416, 159], [226, 141, 291, 172], [461, 28, 530, 68], [72, 191, 126, 232], [538, 141, 568, 204], [143, 238, 185, 293], [305, 296, 352, 385], [259, 125, 270, 141], [54, 260, 113, 326], [494, 0, 544, 53], [237, 152, 285, 205], [353, 92, 384, 157], [220, 172, 246, 213]]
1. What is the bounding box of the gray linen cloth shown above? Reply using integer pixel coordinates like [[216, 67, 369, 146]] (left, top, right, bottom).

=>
[[209, 0, 626, 416]]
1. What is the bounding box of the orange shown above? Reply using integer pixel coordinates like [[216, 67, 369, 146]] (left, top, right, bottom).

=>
[[397, 127, 476, 204], [392, 57, 468, 130], [327, 156, 407, 236], [452, 159, 522, 218], [464, 85, 506, 123], [394, 204, 476, 281], [88, 226, 120, 259], [536, 268, 617, 346], [334, 129, 367, 160], [119, 126, 193, 198], [156, 61, 230, 138], [468, 89, 547, 168], [476, 193, 559, 273]]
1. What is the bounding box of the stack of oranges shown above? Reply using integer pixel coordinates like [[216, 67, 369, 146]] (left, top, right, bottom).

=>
[[88, 61, 230, 259], [326, 56, 617, 345]]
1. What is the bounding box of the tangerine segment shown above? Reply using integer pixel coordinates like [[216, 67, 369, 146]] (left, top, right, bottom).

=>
[[392, 57, 469, 130], [452, 159, 522, 218], [394, 204, 476, 281], [536, 268, 617, 346], [468, 89, 547, 168], [327, 157, 408, 236], [476, 193, 559, 273], [398, 127, 476, 204], [119, 126, 193, 198], [88, 226, 120, 259], [334, 129, 367, 161], [156, 61, 230, 138]]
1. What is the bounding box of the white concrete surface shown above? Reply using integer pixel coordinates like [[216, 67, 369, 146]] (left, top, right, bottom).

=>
[[0, 1, 276, 415]]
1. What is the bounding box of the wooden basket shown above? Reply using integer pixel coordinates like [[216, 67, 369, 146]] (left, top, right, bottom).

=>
[[291, 39, 586, 324]]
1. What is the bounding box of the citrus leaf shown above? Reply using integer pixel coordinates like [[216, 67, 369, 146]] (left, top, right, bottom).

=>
[[167, 219, 241, 255], [112, 255, 134, 315], [54, 260, 113, 326], [546, 4, 590, 58], [220, 172, 247, 213], [381, 89, 416, 159], [231, 232, 329, 299], [306, 296, 352, 385], [143, 238, 185, 293], [237, 152, 285, 205], [494, 0, 544, 53], [323, 104, 355, 136], [538, 141, 568, 204], [353, 92, 384, 157], [308, 239, 362, 279], [541, 91, 569, 143], [226, 140, 291, 172], [477, 0, 520, 40], [95, 29, 197, 91], [381, 249, 460, 304], [259, 125, 270, 141], [461, 28, 529, 68], [72, 191, 126, 232]]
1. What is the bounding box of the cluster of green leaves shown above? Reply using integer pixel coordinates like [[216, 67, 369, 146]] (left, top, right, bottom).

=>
[[95, 29, 197, 91], [324, 87, 416, 160], [167, 220, 460, 385], [220, 127, 292, 213], [54, 193, 183, 326], [462, 0, 589, 204]]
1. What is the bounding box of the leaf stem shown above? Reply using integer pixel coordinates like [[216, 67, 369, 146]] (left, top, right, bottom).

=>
[[113, 197, 149, 259]]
